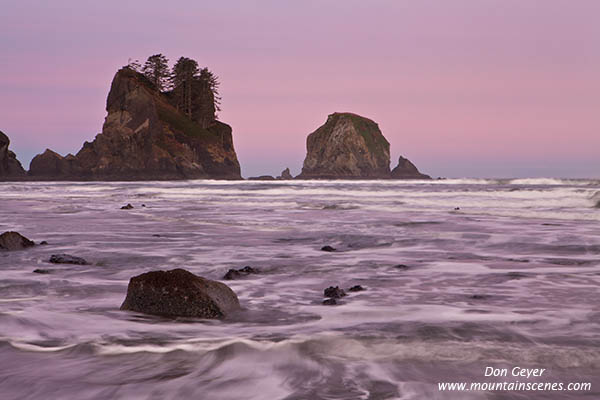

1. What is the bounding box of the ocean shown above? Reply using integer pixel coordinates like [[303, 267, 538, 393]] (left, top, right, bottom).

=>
[[0, 178, 599, 399]]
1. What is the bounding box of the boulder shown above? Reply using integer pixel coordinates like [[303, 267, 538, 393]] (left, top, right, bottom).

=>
[[248, 175, 276, 181], [28, 67, 242, 180], [324, 286, 346, 298], [297, 113, 391, 179], [223, 266, 258, 280], [321, 245, 336, 252], [49, 254, 88, 265], [390, 156, 431, 179], [120, 203, 134, 210], [0, 131, 26, 179], [120, 268, 241, 318], [0, 231, 35, 251]]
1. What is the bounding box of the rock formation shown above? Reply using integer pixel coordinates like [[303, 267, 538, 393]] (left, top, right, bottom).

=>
[[297, 112, 430, 180], [277, 168, 293, 180], [28, 67, 241, 180], [248, 175, 275, 181], [0, 131, 26, 179], [390, 156, 431, 179], [120, 268, 241, 318], [298, 113, 391, 179]]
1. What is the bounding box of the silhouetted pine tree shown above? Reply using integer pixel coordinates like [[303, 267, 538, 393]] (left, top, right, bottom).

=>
[[171, 57, 200, 117], [142, 54, 170, 92]]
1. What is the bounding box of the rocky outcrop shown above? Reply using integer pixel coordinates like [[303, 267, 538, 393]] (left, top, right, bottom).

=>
[[28, 67, 241, 180], [0, 232, 35, 251], [248, 175, 275, 181], [0, 131, 26, 179], [29, 149, 82, 178], [277, 168, 293, 180], [390, 156, 431, 179], [120, 268, 241, 318], [298, 113, 391, 179]]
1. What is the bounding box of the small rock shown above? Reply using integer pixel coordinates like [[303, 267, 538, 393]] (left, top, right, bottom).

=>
[[394, 264, 410, 270], [469, 294, 490, 300], [223, 265, 259, 280], [322, 298, 338, 306], [120, 268, 241, 318], [39, 241, 49, 245], [152, 234, 161, 237], [223, 269, 241, 280], [324, 286, 346, 298], [141, 204, 146, 207], [0, 231, 35, 251], [454, 207, 460, 211], [121, 203, 134, 210], [49, 254, 88, 265], [321, 245, 336, 252], [33, 269, 50, 274], [348, 285, 365, 292]]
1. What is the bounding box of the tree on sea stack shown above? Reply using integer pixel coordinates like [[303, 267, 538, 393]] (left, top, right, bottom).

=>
[[172, 57, 200, 117], [195, 67, 221, 128], [142, 53, 170, 91]]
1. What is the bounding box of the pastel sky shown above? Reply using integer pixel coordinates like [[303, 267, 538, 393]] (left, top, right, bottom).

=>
[[1, 0, 599, 178]]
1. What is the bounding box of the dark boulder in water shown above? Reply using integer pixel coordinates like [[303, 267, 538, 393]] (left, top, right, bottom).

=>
[[0, 231, 35, 251], [33, 269, 51, 274], [121, 203, 134, 210], [49, 254, 89, 265], [321, 245, 336, 252], [120, 268, 241, 318], [223, 266, 258, 280], [324, 286, 346, 298], [348, 285, 365, 292], [322, 298, 338, 305]]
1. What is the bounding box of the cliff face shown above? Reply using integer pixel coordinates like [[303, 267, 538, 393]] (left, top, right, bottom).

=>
[[298, 113, 391, 179], [0, 131, 26, 179], [391, 156, 431, 179], [29, 67, 241, 180]]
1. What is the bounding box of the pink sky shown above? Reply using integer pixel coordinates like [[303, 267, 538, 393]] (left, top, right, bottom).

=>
[[1, 0, 599, 178]]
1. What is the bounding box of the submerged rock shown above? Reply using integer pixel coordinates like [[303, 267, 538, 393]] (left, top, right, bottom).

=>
[[0, 231, 35, 251], [0, 131, 26, 179], [223, 265, 259, 280], [49, 254, 88, 265], [33, 269, 51, 274], [322, 298, 338, 306], [390, 156, 431, 180], [321, 245, 336, 252], [120, 203, 134, 210], [298, 113, 391, 179], [348, 285, 365, 292], [120, 268, 240, 318], [324, 286, 346, 298]]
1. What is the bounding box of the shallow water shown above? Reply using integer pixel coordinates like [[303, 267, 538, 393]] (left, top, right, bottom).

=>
[[0, 178, 599, 399]]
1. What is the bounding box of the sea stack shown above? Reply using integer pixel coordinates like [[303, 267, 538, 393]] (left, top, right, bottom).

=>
[[28, 67, 241, 180], [297, 113, 391, 179], [391, 156, 431, 179], [0, 131, 26, 179]]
